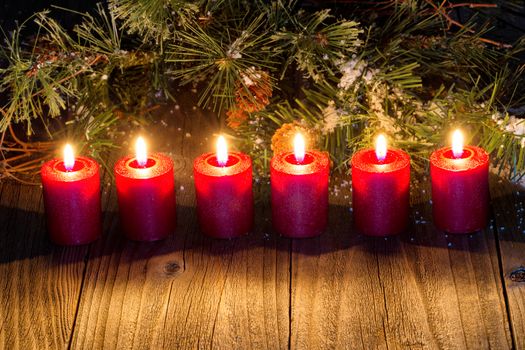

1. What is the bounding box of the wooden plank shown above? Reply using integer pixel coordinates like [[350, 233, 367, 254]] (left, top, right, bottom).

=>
[[490, 176, 525, 349], [0, 179, 88, 348], [2, 94, 519, 348], [290, 176, 512, 349], [70, 92, 290, 349]]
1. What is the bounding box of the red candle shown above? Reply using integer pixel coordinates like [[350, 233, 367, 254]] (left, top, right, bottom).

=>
[[430, 129, 489, 233], [114, 137, 176, 241], [41, 144, 101, 245], [271, 134, 330, 238], [351, 134, 410, 236], [193, 136, 253, 239]]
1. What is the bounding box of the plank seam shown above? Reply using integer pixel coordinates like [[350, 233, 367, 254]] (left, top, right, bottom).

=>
[[161, 281, 175, 349], [66, 244, 90, 350], [288, 241, 292, 350], [376, 247, 390, 350], [182, 222, 188, 272], [209, 244, 235, 348], [492, 209, 518, 350]]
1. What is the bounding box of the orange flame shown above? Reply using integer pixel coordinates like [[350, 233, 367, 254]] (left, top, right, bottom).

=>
[[135, 137, 148, 167], [452, 129, 464, 158], [294, 133, 305, 163], [375, 134, 387, 161], [216, 135, 228, 166]]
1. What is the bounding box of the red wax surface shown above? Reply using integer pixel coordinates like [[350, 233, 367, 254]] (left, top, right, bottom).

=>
[[193, 152, 253, 239], [271, 151, 330, 238], [430, 146, 489, 233], [114, 153, 176, 241], [351, 148, 410, 236], [41, 156, 101, 245]]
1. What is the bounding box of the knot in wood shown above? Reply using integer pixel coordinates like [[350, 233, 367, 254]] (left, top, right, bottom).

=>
[[164, 261, 181, 276], [509, 267, 525, 282], [171, 156, 187, 173]]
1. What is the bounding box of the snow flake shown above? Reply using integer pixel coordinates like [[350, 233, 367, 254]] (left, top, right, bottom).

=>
[[321, 101, 345, 134]]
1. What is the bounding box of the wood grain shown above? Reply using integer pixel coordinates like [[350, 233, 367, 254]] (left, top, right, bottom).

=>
[[1, 93, 524, 349], [70, 92, 290, 349], [490, 176, 525, 349], [289, 177, 512, 349], [0, 179, 88, 349]]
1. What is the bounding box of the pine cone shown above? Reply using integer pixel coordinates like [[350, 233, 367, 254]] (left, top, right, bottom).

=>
[[271, 123, 318, 155], [235, 68, 272, 113], [226, 108, 248, 129], [315, 33, 329, 48]]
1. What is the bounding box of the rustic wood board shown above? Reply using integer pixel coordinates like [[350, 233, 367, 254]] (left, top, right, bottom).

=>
[[1, 96, 524, 349], [289, 177, 513, 349], [0, 176, 89, 348], [69, 93, 290, 349], [490, 176, 525, 349]]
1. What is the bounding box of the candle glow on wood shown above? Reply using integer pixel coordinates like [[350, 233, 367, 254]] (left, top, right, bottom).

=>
[[135, 137, 148, 167], [294, 133, 305, 163], [216, 135, 228, 166], [375, 134, 387, 162], [63, 144, 75, 171], [452, 129, 464, 158]]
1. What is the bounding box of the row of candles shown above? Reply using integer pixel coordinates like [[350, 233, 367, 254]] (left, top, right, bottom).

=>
[[41, 129, 489, 245]]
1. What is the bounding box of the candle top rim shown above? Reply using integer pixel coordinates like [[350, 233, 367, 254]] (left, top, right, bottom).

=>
[[430, 145, 489, 171], [41, 156, 99, 182], [284, 153, 315, 166], [194, 151, 251, 177], [351, 148, 410, 173], [207, 153, 240, 168], [114, 152, 174, 179], [271, 150, 329, 175]]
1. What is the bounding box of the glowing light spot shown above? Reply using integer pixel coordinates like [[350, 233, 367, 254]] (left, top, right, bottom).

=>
[[375, 134, 387, 162], [216, 135, 228, 166], [63, 144, 75, 171], [135, 136, 148, 167], [452, 129, 464, 158], [294, 133, 305, 163]]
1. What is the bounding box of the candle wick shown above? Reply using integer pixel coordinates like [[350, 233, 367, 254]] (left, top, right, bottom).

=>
[[376, 154, 387, 164], [217, 157, 228, 167], [136, 158, 149, 168], [452, 150, 464, 159]]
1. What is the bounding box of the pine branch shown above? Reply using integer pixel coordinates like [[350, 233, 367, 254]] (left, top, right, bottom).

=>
[[271, 9, 363, 83], [167, 13, 276, 114]]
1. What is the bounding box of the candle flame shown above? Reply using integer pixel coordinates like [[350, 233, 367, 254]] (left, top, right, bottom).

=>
[[135, 136, 148, 167], [375, 134, 387, 162], [216, 135, 228, 166], [294, 133, 305, 163], [452, 129, 464, 158], [63, 144, 75, 171]]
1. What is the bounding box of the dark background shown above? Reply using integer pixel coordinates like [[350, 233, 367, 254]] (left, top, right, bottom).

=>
[[1, 1, 524, 42], [0, 0, 98, 32]]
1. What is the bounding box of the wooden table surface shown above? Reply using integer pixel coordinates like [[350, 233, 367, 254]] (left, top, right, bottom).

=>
[[0, 94, 524, 350]]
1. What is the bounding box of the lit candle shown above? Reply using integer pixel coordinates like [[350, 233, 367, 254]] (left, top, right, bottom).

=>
[[193, 135, 253, 239], [270, 133, 329, 238], [351, 134, 410, 236], [430, 129, 489, 233], [114, 136, 176, 241], [41, 144, 102, 245]]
